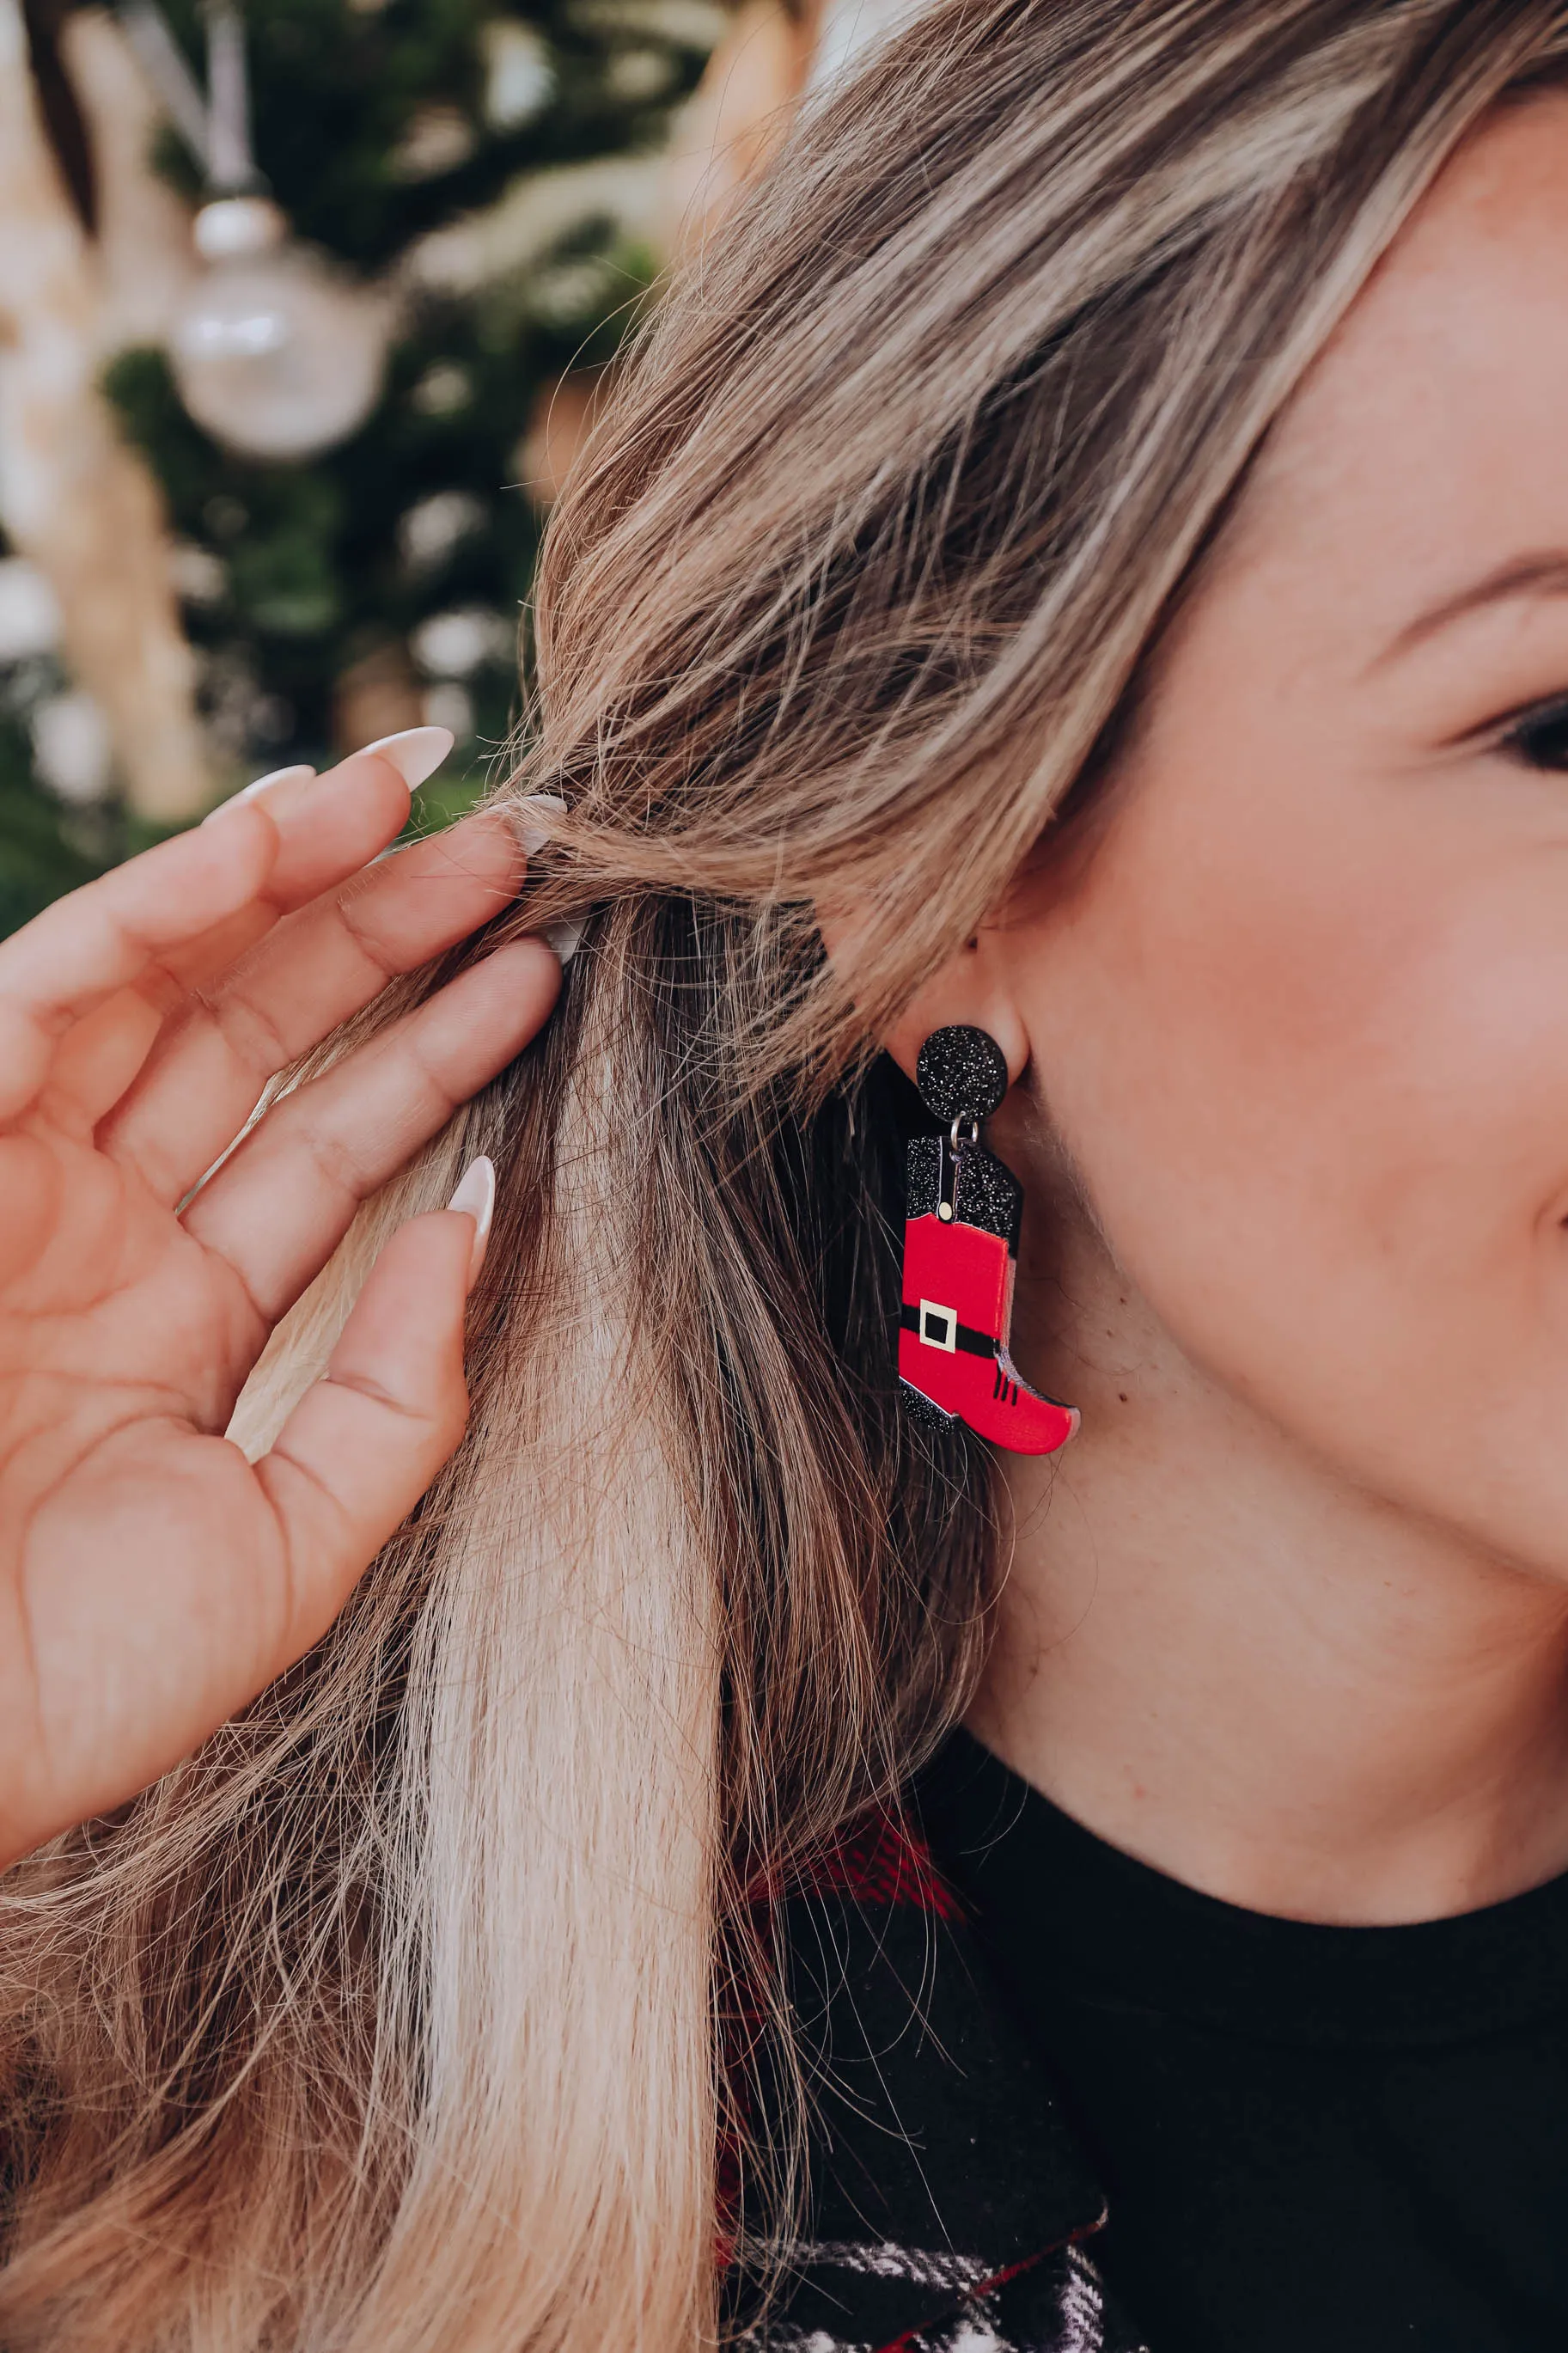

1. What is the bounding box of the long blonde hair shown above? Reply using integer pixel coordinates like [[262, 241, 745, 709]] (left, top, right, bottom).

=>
[[3, 3, 1566, 2345]]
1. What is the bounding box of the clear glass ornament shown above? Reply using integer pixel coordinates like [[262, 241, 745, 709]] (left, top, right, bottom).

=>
[[170, 197, 390, 462]]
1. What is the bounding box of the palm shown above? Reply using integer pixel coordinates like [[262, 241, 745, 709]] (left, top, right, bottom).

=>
[[0, 752, 558, 1868], [0, 1118, 274, 1835]]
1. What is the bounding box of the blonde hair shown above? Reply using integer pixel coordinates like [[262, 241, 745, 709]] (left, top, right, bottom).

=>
[[4, 3, 1567, 2345]]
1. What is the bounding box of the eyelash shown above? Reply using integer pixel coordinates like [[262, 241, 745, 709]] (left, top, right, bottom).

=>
[[1498, 694, 1568, 771]]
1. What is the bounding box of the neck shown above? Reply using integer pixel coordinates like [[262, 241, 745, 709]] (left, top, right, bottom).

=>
[[969, 1194, 1568, 1927]]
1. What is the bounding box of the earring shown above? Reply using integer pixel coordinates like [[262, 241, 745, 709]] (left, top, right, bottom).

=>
[[898, 1024, 1078, 1455]]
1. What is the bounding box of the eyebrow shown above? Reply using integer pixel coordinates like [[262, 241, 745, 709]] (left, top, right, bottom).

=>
[[1379, 551, 1568, 665]]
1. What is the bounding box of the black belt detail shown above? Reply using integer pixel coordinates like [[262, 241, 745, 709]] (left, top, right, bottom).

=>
[[899, 1304, 998, 1359]]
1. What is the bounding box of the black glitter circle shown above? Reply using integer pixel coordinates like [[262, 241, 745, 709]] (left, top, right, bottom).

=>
[[915, 1025, 1009, 1121]]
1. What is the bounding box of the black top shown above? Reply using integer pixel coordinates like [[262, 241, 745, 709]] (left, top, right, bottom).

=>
[[917, 1729, 1568, 2353]]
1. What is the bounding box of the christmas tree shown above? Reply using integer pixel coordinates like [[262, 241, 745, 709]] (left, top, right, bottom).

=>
[[0, 0, 720, 930]]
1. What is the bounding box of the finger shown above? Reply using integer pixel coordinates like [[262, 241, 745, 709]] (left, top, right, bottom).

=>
[[37, 989, 167, 1146], [101, 810, 525, 1201], [182, 938, 559, 1325], [252, 1189, 479, 1670], [184, 741, 433, 965], [166, 728, 449, 990], [44, 749, 428, 1133], [0, 811, 278, 1124]]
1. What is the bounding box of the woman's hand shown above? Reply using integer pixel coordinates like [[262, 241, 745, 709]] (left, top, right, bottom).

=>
[[0, 743, 558, 1871]]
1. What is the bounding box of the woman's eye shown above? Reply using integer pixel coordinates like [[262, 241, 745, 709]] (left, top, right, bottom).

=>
[[1502, 696, 1568, 770]]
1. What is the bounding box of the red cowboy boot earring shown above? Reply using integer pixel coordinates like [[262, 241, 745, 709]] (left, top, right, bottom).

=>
[[898, 1025, 1078, 1455]]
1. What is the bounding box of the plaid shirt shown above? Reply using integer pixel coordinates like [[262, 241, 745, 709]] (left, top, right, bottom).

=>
[[729, 1817, 1151, 2353]]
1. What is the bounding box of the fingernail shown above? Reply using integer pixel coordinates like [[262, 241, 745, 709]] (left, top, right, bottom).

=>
[[359, 725, 455, 789], [201, 762, 315, 824], [448, 1153, 496, 1283], [539, 917, 583, 964], [517, 791, 566, 856]]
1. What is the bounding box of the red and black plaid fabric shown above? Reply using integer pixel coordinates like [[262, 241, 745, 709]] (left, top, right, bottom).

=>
[[727, 1812, 1150, 2353]]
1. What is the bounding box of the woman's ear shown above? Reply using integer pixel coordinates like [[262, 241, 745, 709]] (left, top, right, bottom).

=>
[[816, 905, 1033, 1093]]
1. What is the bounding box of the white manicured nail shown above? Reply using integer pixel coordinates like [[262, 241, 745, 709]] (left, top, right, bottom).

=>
[[359, 725, 455, 788], [517, 791, 566, 855], [201, 762, 314, 823], [539, 917, 583, 964], [448, 1153, 496, 1280]]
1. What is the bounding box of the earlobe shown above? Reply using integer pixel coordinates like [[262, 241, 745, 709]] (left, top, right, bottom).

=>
[[881, 932, 1033, 1097], [816, 896, 1034, 1089]]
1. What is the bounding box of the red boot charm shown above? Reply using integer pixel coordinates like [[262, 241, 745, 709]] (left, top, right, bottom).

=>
[[898, 1026, 1077, 1456]]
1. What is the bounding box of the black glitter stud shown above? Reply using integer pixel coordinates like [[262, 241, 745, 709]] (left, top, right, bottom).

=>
[[914, 1025, 1009, 1123]]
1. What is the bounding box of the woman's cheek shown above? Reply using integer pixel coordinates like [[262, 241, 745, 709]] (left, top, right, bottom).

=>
[[1022, 799, 1568, 1562]]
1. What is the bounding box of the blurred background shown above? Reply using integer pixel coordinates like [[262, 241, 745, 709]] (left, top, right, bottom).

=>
[[0, 0, 895, 929]]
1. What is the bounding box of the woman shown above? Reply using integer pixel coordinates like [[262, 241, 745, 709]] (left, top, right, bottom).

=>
[[4, 1, 1568, 2345]]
